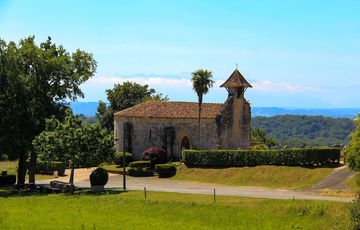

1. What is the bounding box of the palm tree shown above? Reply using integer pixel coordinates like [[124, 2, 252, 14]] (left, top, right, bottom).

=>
[[191, 69, 214, 148]]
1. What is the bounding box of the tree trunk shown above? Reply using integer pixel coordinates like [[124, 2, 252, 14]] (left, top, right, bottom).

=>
[[69, 155, 75, 194], [197, 95, 203, 149], [28, 151, 37, 184], [17, 152, 27, 186]]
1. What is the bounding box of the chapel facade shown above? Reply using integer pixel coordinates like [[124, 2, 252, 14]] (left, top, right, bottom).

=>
[[114, 69, 252, 159]]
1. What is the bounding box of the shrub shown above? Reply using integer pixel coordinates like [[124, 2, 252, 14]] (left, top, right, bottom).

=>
[[0, 153, 8, 161], [182, 148, 340, 168], [155, 163, 177, 178], [127, 167, 153, 177], [141, 147, 167, 167], [0, 175, 16, 185], [350, 192, 360, 230], [90, 168, 109, 186], [128, 161, 152, 169], [113, 152, 133, 166], [26, 161, 66, 175]]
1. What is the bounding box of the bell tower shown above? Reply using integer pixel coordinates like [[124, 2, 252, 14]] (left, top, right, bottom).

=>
[[217, 68, 252, 149]]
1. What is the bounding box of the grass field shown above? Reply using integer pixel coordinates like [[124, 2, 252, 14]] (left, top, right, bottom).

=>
[[0, 190, 350, 229], [0, 161, 55, 180], [173, 165, 334, 189]]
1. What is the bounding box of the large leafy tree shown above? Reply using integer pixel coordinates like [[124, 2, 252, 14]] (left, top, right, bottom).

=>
[[33, 110, 114, 186], [96, 81, 168, 132], [0, 36, 96, 184], [345, 115, 360, 171], [191, 69, 214, 148]]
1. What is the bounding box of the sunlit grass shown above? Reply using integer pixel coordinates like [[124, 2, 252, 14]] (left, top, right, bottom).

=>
[[0, 190, 350, 229], [173, 165, 334, 189]]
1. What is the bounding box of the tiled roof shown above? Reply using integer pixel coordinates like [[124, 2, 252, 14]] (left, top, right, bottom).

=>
[[114, 101, 223, 119], [220, 69, 252, 88]]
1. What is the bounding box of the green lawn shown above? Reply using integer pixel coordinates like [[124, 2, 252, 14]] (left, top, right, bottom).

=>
[[173, 165, 334, 189], [0, 161, 57, 180], [0, 190, 350, 229]]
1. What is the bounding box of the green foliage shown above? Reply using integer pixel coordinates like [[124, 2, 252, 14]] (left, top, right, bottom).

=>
[[89, 168, 109, 186], [350, 192, 360, 230], [251, 128, 277, 148], [33, 110, 115, 168], [155, 163, 177, 178], [0, 36, 96, 183], [128, 161, 151, 169], [0, 175, 16, 185], [127, 167, 153, 177], [113, 152, 133, 165], [182, 148, 340, 168], [345, 115, 360, 172], [96, 81, 168, 132], [128, 160, 153, 177], [0, 154, 8, 161], [252, 115, 355, 147], [26, 160, 66, 175]]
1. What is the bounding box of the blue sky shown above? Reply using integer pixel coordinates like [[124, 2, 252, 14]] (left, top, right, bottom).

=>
[[1, 0, 359, 108]]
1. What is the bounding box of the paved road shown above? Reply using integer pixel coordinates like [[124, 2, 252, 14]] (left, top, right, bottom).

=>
[[38, 168, 353, 203]]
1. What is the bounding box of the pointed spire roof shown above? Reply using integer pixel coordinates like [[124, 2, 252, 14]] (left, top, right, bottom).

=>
[[220, 69, 252, 88]]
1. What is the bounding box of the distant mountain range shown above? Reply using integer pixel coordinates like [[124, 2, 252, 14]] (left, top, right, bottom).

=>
[[70, 102, 360, 119]]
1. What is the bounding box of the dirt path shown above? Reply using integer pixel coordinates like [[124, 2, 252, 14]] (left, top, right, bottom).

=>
[[37, 168, 353, 202], [310, 166, 355, 191]]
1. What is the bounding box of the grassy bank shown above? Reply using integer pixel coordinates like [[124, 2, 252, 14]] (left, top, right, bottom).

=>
[[173, 165, 334, 189], [0, 190, 349, 229]]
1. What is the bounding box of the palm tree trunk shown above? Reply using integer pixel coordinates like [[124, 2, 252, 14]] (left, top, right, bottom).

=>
[[197, 95, 203, 149]]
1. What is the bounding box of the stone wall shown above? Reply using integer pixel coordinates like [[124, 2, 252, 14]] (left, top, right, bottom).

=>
[[114, 116, 218, 159]]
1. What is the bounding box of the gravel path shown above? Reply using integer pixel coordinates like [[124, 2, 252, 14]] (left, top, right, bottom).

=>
[[310, 166, 354, 190], [37, 168, 353, 203]]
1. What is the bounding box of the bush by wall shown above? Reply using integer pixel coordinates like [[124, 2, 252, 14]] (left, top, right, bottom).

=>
[[113, 152, 133, 166], [128, 161, 152, 169], [90, 168, 109, 186], [127, 160, 153, 177], [182, 148, 340, 168], [141, 147, 167, 167], [155, 163, 177, 178], [26, 161, 66, 175], [127, 167, 153, 177], [0, 175, 16, 185]]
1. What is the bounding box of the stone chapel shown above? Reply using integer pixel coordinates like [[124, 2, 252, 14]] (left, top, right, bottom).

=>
[[114, 69, 252, 159]]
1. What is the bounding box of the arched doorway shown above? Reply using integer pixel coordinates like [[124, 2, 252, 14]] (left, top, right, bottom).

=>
[[181, 136, 190, 150]]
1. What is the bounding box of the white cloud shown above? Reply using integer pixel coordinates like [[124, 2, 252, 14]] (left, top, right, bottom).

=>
[[88, 75, 318, 95], [252, 80, 319, 93]]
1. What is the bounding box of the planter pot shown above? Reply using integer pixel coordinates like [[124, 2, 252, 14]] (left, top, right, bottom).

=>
[[91, 185, 105, 193]]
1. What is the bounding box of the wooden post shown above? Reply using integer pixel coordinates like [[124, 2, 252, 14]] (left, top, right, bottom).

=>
[[213, 189, 216, 203], [144, 187, 147, 199]]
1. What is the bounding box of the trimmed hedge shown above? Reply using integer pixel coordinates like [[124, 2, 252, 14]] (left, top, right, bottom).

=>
[[90, 168, 109, 186], [26, 161, 66, 175], [128, 167, 153, 177], [155, 164, 177, 178], [113, 152, 133, 166], [128, 161, 152, 169], [182, 148, 341, 168], [0, 175, 16, 185]]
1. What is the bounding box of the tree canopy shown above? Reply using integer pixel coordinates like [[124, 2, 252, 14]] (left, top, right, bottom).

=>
[[252, 115, 354, 147], [33, 110, 114, 168], [0, 36, 96, 184], [345, 115, 360, 171], [96, 81, 168, 132]]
